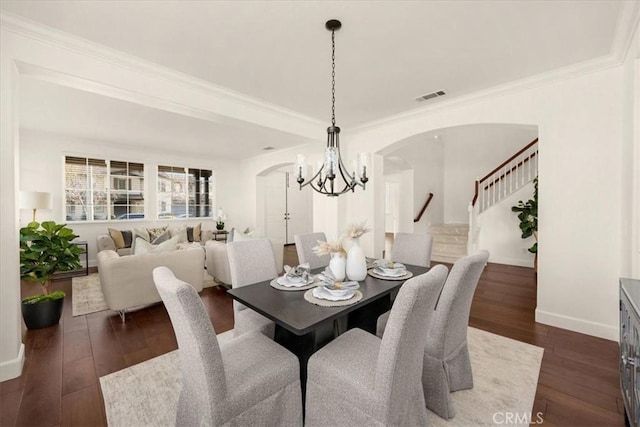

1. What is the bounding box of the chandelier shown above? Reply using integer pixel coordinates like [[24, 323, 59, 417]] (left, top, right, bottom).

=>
[[296, 19, 368, 197]]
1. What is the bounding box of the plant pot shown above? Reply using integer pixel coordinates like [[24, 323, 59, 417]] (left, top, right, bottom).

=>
[[216, 224, 225, 230], [21, 297, 64, 329]]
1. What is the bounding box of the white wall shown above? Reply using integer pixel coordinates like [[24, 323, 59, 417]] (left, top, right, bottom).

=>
[[384, 137, 445, 232], [0, 21, 323, 381], [442, 125, 537, 224], [344, 66, 624, 341], [621, 26, 640, 278], [19, 130, 242, 266], [477, 182, 536, 268]]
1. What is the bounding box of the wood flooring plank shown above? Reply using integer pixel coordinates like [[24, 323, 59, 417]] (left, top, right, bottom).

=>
[[60, 384, 106, 427], [0, 389, 23, 427], [62, 329, 92, 364], [62, 355, 97, 396], [540, 384, 624, 426], [14, 326, 64, 427]]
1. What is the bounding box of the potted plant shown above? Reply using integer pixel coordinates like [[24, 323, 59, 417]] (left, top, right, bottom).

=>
[[215, 209, 227, 231], [19, 221, 83, 329], [511, 177, 538, 270]]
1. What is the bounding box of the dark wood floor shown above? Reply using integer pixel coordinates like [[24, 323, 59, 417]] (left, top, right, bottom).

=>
[[0, 245, 624, 426]]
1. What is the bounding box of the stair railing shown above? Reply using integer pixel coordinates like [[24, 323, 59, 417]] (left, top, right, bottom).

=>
[[414, 192, 434, 223], [468, 138, 538, 254]]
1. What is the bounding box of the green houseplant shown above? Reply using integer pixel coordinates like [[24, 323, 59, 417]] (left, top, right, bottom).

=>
[[20, 221, 83, 328], [511, 177, 538, 268]]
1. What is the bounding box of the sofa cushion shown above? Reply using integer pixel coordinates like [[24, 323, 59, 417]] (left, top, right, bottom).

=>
[[134, 235, 179, 255], [192, 223, 202, 242], [134, 227, 150, 242], [169, 226, 188, 243], [108, 228, 133, 249], [151, 230, 171, 244], [147, 226, 167, 241]]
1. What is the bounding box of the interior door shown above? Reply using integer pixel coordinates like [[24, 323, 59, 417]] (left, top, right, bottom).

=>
[[285, 172, 312, 244], [264, 172, 286, 243]]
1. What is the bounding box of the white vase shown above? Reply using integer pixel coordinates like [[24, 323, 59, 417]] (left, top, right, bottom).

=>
[[346, 238, 367, 281], [329, 252, 346, 281]]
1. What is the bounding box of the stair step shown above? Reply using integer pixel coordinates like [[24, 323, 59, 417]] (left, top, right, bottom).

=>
[[431, 254, 463, 264], [429, 223, 469, 264], [433, 234, 468, 244], [429, 224, 469, 236]]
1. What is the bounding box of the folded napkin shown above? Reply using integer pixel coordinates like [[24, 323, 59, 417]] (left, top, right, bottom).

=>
[[283, 263, 311, 282], [374, 259, 406, 270], [316, 267, 360, 290]]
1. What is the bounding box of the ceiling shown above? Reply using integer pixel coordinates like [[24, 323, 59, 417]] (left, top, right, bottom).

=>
[[1, 0, 631, 157]]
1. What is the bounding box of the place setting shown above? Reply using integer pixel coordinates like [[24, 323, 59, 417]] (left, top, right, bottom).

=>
[[303, 268, 363, 307], [270, 263, 317, 291], [367, 259, 413, 280]]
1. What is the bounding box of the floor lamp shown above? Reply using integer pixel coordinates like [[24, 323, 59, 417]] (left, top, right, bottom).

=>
[[20, 191, 52, 222]]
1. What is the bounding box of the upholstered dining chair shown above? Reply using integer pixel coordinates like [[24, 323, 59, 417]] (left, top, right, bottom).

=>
[[304, 265, 449, 426], [377, 249, 490, 419], [294, 232, 330, 270], [391, 232, 434, 267], [227, 238, 278, 339], [152, 267, 303, 426]]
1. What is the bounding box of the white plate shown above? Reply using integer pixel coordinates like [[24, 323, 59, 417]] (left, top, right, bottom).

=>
[[320, 285, 351, 297], [312, 287, 355, 301], [374, 266, 407, 276], [277, 275, 314, 287]]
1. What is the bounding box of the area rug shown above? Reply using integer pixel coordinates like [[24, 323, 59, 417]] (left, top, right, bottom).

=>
[[72, 272, 217, 316], [99, 327, 543, 426]]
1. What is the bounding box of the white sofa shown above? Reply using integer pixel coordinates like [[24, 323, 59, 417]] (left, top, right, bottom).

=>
[[205, 239, 284, 286], [97, 247, 205, 320], [97, 229, 218, 256]]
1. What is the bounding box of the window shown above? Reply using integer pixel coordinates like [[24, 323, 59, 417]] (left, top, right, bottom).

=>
[[158, 165, 213, 218], [65, 156, 145, 221]]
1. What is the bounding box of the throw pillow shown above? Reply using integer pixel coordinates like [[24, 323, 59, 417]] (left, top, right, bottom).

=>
[[133, 227, 150, 242], [185, 223, 203, 242], [108, 228, 133, 249], [152, 230, 171, 245], [147, 226, 167, 242], [133, 235, 179, 255], [169, 226, 188, 244], [193, 223, 202, 242]]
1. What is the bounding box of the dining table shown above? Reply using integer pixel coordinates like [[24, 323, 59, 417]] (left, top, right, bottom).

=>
[[227, 263, 429, 399]]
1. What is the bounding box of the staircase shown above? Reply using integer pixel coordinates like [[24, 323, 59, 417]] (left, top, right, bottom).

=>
[[430, 224, 469, 264], [468, 138, 538, 254]]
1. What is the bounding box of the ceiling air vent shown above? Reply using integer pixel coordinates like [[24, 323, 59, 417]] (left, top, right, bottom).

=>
[[415, 90, 446, 102]]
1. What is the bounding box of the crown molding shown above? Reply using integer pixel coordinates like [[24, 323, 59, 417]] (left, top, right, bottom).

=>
[[352, 2, 640, 134], [612, 0, 640, 64], [0, 11, 325, 130]]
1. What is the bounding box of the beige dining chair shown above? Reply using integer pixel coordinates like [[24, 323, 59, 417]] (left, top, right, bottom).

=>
[[153, 266, 303, 426], [304, 265, 449, 426], [390, 232, 433, 267], [377, 249, 490, 419], [294, 232, 330, 269], [227, 238, 278, 339]]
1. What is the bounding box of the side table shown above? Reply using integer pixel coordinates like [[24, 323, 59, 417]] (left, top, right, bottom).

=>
[[212, 230, 229, 243]]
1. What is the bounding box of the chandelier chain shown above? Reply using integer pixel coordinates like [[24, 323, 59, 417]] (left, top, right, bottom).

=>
[[331, 28, 336, 126]]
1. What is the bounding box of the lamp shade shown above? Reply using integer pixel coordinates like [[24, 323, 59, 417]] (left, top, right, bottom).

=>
[[20, 191, 52, 210]]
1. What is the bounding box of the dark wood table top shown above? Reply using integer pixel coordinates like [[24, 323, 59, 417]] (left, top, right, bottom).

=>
[[227, 264, 429, 336]]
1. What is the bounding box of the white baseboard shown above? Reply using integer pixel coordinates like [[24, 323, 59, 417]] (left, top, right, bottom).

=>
[[488, 256, 534, 268], [535, 309, 618, 341], [0, 343, 25, 382]]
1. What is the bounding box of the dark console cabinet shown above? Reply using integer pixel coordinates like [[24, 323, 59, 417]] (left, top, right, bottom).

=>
[[620, 278, 640, 427]]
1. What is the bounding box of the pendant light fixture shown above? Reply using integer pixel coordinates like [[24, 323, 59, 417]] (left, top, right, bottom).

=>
[[296, 19, 368, 197]]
